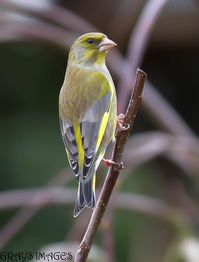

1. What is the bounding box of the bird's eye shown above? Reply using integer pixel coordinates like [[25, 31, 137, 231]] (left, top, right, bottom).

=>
[[87, 39, 94, 44]]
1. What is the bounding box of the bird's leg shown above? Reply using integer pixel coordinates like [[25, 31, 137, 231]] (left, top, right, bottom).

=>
[[103, 158, 124, 170], [116, 113, 130, 131], [102, 114, 129, 170]]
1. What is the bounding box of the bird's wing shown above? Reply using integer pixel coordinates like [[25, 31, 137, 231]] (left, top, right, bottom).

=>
[[59, 117, 79, 176], [60, 89, 112, 182]]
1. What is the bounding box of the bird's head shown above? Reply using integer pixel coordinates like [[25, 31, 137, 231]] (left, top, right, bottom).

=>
[[68, 32, 117, 66]]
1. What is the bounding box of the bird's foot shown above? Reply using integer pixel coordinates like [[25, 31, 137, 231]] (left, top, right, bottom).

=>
[[103, 158, 124, 170], [116, 113, 130, 131]]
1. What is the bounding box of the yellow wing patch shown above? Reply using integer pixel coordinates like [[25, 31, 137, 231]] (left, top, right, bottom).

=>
[[73, 119, 84, 171], [96, 111, 109, 151]]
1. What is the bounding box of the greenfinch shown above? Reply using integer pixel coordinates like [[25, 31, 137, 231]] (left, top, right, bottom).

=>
[[59, 32, 117, 217]]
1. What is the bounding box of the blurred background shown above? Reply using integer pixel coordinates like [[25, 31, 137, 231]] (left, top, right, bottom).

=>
[[0, 0, 199, 261]]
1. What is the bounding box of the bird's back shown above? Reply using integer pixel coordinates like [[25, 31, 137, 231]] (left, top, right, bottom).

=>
[[59, 64, 115, 123]]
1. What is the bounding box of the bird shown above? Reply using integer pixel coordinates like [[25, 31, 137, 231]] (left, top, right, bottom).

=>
[[59, 32, 124, 217]]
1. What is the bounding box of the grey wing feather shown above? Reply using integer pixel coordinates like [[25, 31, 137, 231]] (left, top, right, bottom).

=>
[[60, 91, 111, 182], [59, 118, 79, 177], [81, 92, 111, 181], [82, 92, 110, 122], [82, 120, 101, 178]]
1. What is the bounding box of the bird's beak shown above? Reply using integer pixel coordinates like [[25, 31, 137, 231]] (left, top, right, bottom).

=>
[[99, 37, 117, 52]]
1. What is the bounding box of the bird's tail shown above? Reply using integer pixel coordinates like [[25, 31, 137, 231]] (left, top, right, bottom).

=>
[[73, 175, 96, 217]]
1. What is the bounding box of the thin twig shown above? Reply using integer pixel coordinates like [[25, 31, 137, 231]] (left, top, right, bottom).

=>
[[75, 69, 147, 262], [0, 1, 197, 251], [117, 0, 170, 113], [0, 168, 72, 250], [0, 22, 75, 48], [0, 3, 196, 137], [0, 187, 185, 224], [123, 132, 199, 176], [143, 81, 195, 136], [0, 0, 95, 33], [1, 134, 199, 212], [111, 0, 194, 137], [0, 1, 195, 137], [0, 187, 163, 214]]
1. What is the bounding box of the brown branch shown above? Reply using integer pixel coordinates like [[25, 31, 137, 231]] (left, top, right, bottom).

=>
[[0, 2, 197, 251], [0, 133, 197, 250], [1, 134, 199, 212], [75, 69, 147, 262]]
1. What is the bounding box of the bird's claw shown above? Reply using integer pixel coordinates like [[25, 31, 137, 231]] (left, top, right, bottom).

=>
[[103, 159, 116, 167], [103, 158, 124, 170], [116, 113, 130, 131]]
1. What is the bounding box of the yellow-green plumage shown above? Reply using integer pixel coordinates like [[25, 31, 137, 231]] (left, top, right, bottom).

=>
[[59, 32, 117, 217]]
